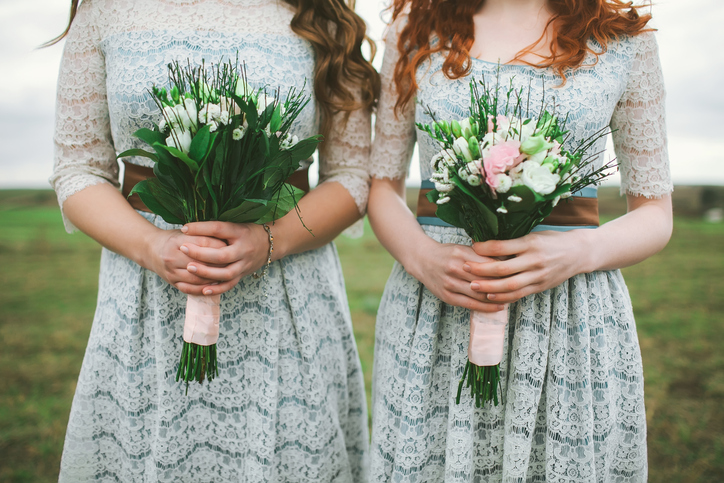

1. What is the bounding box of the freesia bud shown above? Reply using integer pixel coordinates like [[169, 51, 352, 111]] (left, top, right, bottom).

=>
[[468, 136, 481, 159], [520, 134, 554, 156], [451, 120, 463, 138], [453, 137, 473, 162]]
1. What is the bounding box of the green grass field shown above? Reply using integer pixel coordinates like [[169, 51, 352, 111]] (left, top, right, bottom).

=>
[[0, 189, 722, 482]]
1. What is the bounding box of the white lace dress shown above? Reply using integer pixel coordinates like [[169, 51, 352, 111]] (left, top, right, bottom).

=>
[[368, 18, 673, 483], [50, 1, 370, 481]]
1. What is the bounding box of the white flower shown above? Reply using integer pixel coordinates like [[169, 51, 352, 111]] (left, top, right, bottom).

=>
[[218, 110, 230, 125], [467, 174, 482, 186], [280, 133, 299, 149], [520, 160, 561, 195], [158, 118, 167, 133], [434, 181, 455, 193], [207, 121, 218, 133], [199, 103, 221, 124], [257, 93, 275, 114], [437, 196, 451, 205], [165, 101, 197, 132], [453, 137, 473, 162], [232, 127, 245, 140], [166, 128, 192, 153], [495, 174, 513, 193], [497, 206, 508, 213], [528, 149, 548, 165], [181, 98, 198, 131], [508, 195, 523, 203]]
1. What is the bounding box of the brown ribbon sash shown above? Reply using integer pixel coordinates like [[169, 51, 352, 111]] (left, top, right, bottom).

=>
[[122, 160, 310, 213], [416, 188, 600, 227]]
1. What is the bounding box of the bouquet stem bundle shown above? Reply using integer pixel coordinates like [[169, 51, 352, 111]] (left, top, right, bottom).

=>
[[418, 73, 614, 407], [118, 58, 321, 392]]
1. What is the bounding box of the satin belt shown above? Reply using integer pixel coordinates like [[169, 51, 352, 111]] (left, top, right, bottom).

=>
[[121, 160, 311, 213], [416, 180, 599, 232]]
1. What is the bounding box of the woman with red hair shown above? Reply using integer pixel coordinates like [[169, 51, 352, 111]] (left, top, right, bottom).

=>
[[368, 0, 672, 480]]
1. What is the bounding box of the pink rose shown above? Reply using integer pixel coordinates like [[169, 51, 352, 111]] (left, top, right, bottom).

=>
[[483, 140, 523, 190]]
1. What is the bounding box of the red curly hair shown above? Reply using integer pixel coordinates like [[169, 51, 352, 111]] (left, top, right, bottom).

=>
[[392, 0, 653, 111]]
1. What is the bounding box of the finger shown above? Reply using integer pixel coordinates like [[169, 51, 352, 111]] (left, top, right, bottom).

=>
[[174, 282, 208, 296], [470, 271, 540, 296], [184, 235, 228, 249], [169, 269, 220, 287], [463, 255, 531, 278], [181, 243, 240, 266], [200, 277, 242, 296], [444, 291, 507, 313], [187, 260, 248, 283], [471, 238, 529, 258], [182, 221, 238, 240]]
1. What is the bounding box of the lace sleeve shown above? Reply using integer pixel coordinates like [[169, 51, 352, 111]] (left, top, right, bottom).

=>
[[317, 86, 372, 216], [368, 15, 417, 180], [49, 0, 119, 233], [610, 32, 673, 198]]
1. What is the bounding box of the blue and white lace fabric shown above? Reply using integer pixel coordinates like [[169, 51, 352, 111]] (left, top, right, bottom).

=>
[[51, 1, 370, 481], [368, 15, 672, 483]]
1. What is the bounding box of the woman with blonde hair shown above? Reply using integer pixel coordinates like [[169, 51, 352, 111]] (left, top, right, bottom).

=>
[[368, 0, 671, 480], [49, 0, 378, 480]]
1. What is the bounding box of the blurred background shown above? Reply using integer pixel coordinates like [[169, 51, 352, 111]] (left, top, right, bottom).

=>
[[0, 1, 722, 481]]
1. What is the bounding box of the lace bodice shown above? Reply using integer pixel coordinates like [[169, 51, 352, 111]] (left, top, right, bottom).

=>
[[50, 0, 372, 232], [370, 16, 673, 200]]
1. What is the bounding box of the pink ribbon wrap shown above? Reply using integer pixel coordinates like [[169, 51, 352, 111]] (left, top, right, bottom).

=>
[[183, 294, 221, 346], [468, 306, 509, 366]]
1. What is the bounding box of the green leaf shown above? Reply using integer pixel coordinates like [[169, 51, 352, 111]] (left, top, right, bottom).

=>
[[116, 149, 158, 162], [257, 185, 305, 224], [155, 143, 200, 173], [269, 105, 282, 133], [504, 185, 539, 213], [129, 179, 185, 224], [218, 200, 272, 224], [188, 124, 211, 163], [133, 128, 166, 147]]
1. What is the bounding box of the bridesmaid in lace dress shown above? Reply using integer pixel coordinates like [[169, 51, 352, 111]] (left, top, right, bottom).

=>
[[368, 0, 672, 481], [48, 0, 378, 481]]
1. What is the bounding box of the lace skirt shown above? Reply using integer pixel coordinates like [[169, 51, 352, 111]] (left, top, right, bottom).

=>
[[369, 225, 647, 483], [59, 213, 368, 483]]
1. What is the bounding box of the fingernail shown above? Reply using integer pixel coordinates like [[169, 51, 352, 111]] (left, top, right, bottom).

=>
[[180, 245, 189, 254], [181, 226, 188, 233], [487, 294, 496, 300], [471, 282, 480, 291], [187, 265, 197, 273], [203, 288, 213, 295], [463, 264, 471, 272]]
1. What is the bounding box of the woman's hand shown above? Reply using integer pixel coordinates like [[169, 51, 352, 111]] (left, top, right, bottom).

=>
[[464, 229, 590, 305], [178, 221, 270, 296], [146, 229, 229, 295], [405, 240, 507, 313]]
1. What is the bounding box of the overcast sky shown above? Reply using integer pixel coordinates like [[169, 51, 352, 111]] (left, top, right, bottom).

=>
[[0, 0, 722, 188]]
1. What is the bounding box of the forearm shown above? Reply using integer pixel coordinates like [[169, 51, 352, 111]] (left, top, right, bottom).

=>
[[270, 181, 362, 260], [367, 177, 437, 277], [578, 194, 673, 273], [62, 183, 159, 268]]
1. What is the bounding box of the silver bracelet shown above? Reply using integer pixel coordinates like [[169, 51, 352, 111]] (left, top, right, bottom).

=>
[[252, 223, 273, 279]]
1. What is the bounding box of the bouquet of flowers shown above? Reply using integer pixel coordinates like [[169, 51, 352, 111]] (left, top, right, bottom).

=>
[[418, 76, 613, 407], [118, 59, 321, 391]]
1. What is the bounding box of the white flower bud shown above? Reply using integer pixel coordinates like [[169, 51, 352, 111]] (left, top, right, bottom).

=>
[[166, 128, 192, 153]]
